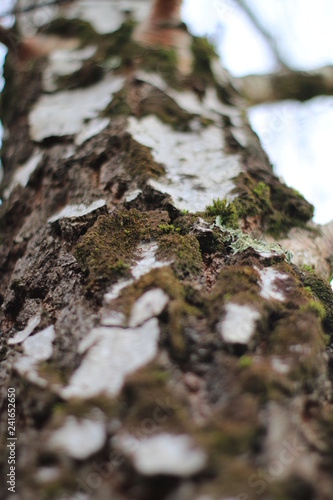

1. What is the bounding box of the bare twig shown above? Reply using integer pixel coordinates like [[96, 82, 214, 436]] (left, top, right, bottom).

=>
[[235, 0, 289, 70]]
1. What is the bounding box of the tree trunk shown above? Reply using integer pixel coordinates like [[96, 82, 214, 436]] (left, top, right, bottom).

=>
[[1, 2, 333, 499]]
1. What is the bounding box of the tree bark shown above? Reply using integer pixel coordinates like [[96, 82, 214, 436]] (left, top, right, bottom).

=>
[[1, 2, 333, 499]]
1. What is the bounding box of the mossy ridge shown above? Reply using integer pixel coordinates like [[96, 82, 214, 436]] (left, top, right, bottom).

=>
[[205, 247, 328, 393], [119, 134, 165, 186], [103, 81, 196, 131], [73, 209, 164, 294], [157, 233, 203, 280], [233, 172, 314, 237]]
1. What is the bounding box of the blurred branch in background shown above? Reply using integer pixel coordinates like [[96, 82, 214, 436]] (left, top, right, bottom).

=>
[[238, 65, 333, 105]]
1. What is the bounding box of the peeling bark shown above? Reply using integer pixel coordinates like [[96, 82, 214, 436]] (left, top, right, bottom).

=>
[[1, 2, 333, 500]]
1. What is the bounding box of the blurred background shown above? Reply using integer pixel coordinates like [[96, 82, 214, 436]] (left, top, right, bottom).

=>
[[1, 0, 333, 224]]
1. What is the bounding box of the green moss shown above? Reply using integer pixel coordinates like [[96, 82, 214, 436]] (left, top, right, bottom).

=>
[[74, 209, 161, 294], [158, 223, 180, 234], [238, 355, 252, 368], [301, 300, 326, 320], [300, 267, 333, 332], [157, 233, 203, 279], [205, 198, 239, 228], [233, 172, 314, 237]]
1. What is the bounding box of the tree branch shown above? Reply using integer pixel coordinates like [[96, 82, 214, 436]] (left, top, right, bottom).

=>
[[237, 66, 333, 105]]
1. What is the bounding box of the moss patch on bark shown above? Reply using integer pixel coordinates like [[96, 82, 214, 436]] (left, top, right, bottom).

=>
[[233, 172, 314, 237]]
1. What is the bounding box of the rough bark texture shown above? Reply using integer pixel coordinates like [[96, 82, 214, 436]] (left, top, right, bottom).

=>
[[0, 2, 333, 500]]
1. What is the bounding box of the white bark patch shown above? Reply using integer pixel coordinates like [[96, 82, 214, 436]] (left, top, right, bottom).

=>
[[75, 117, 110, 146], [129, 288, 169, 327], [48, 199, 106, 223], [127, 116, 242, 212], [4, 151, 43, 199], [43, 45, 96, 92], [219, 303, 261, 345], [8, 315, 41, 345], [14, 325, 55, 387], [124, 189, 142, 203], [64, 0, 150, 34], [100, 311, 126, 327], [113, 433, 207, 477], [61, 319, 160, 399], [257, 267, 289, 302], [29, 75, 124, 141], [34, 467, 61, 485], [104, 242, 172, 303], [48, 416, 106, 460]]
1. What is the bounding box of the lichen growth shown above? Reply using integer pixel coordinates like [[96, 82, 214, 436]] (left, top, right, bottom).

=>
[[213, 216, 292, 261]]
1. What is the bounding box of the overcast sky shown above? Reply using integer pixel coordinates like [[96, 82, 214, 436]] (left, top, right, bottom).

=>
[[1, 0, 333, 224]]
